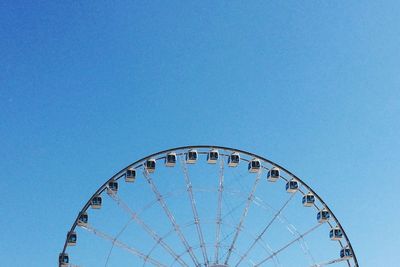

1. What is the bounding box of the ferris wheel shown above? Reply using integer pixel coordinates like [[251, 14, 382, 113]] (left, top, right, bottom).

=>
[[59, 145, 359, 267]]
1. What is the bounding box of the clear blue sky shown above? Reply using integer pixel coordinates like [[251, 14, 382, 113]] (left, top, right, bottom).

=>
[[1, 1, 399, 266]]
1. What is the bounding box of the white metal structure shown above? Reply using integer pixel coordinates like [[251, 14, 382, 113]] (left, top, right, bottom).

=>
[[59, 146, 358, 267]]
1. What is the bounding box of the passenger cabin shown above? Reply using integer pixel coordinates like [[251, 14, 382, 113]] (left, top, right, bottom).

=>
[[317, 209, 330, 223], [165, 152, 177, 167], [67, 231, 77, 246], [91, 195, 102, 209], [77, 212, 88, 227], [248, 158, 261, 173], [125, 168, 136, 183], [59, 253, 69, 266], [145, 159, 156, 173], [330, 227, 343, 240], [186, 149, 198, 164], [207, 149, 219, 164], [340, 247, 352, 259], [267, 167, 280, 182], [107, 180, 118, 195], [228, 152, 240, 167], [302, 193, 315, 207], [286, 179, 299, 193]]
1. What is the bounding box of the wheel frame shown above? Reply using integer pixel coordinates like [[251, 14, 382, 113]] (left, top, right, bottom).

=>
[[60, 145, 359, 267]]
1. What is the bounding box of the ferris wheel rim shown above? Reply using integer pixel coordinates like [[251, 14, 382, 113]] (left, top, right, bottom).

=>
[[60, 145, 359, 267]]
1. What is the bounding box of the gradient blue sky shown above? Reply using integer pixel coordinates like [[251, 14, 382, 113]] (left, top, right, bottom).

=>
[[1, 1, 399, 266]]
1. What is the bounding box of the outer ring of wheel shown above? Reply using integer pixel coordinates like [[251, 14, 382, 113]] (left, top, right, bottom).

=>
[[60, 145, 359, 267]]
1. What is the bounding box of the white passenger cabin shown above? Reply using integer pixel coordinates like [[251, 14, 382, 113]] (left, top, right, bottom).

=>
[[107, 180, 118, 195], [317, 209, 330, 223], [59, 253, 69, 266], [340, 247, 352, 259], [302, 192, 315, 207], [91, 195, 102, 209], [286, 179, 299, 193], [67, 231, 77, 246], [77, 212, 88, 227], [165, 152, 177, 167], [267, 167, 280, 182], [248, 158, 261, 173], [207, 149, 219, 164], [330, 227, 343, 240], [228, 152, 240, 167], [186, 149, 198, 164], [125, 168, 136, 182], [145, 159, 156, 173]]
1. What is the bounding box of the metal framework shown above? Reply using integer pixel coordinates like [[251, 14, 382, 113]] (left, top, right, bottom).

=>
[[59, 145, 359, 267]]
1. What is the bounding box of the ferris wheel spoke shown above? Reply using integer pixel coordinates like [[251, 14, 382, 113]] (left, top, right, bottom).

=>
[[224, 170, 262, 265], [254, 223, 323, 266], [81, 224, 167, 267], [221, 220, 276, 266], [234, 192, 297, 266], [252, 194, 316, 266], [214, 157, 225, 264], [310, 257, 349, 267], [221, 194, 248, 222], [220, 244, 255, 266], [176, 242, 254, 266], [143, 170, 201, 267], [106, 189, 189, 267], [104, 216, 134, 267], [180, 156, 209, 266], [284, 220, 317, 266]]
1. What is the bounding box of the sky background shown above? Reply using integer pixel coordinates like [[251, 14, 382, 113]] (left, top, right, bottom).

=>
[[1, 1, 399, 266]]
